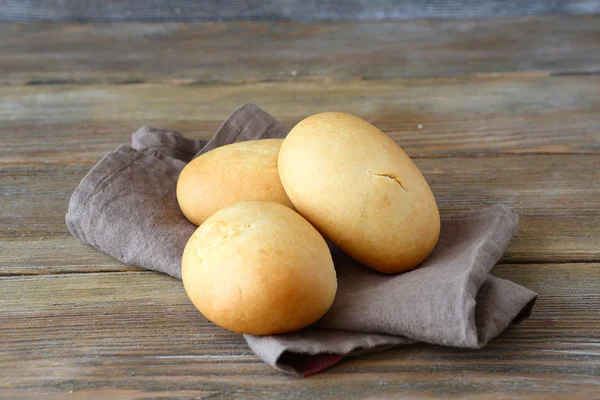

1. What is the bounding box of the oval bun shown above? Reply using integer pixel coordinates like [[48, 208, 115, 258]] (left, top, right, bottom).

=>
[[177, 139, 293, 225], [278, 112, 440, 274], [181, 201, 337, 335]]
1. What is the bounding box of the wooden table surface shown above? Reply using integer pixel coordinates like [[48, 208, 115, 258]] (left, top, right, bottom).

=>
[[1, 15, 599, 399]]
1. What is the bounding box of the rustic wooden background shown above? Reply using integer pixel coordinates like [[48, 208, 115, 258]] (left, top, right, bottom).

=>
[[1, 8, 599, 400], [1, 0, 600, 21]]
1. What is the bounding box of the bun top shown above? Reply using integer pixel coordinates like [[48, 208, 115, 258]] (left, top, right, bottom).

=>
[[177, 139, 293, 225]]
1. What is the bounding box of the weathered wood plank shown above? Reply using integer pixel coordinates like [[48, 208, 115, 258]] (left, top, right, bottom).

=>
[[2, 213, 598, 274], [2, 0, 600, 22], [1, 264, 598, 398], [0, 237, 139, 276], [1, 154, 598, 275], [1, 76, 599, 164], [1, 16, 600, 85]]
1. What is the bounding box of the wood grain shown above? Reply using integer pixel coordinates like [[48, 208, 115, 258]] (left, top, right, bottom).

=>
[[1, 264, 598, 398], [2, 0, 600, 22], [2, 16, 600, 85], [1, 76, 599, 164], [0, 238, 139, 276], [1, 154, 598, 275]]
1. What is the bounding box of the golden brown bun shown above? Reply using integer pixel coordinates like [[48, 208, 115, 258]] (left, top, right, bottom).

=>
[[181, 201, 337, 335], [278, 112, 440, 274], [177, 139, 294, 225]]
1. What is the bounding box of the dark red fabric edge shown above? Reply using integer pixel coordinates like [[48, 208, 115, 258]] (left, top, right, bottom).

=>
[[277, 352, 345, 376]]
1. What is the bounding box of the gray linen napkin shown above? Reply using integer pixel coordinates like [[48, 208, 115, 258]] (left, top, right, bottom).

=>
[[66, 104, 537, 376]]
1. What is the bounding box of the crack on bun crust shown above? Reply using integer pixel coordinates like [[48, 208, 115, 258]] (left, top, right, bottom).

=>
[[368, 171, 407, 191]]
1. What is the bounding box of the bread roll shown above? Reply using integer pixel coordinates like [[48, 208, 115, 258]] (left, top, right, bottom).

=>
[[181, 201, 337, 335], [278, 112, 440, 274], [177, 139, 294, 225]]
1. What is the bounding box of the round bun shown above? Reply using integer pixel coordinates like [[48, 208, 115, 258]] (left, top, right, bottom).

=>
[[278, 112, 440, 274], [181, 201, 337, 335], [177, 139, 294, 225]]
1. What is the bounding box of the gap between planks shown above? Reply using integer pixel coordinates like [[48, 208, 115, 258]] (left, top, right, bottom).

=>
[[8, 70, 557, 87], [2, 261, 599, 278], [3, 151, 600, 169], [14, 70, 600, 87]]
